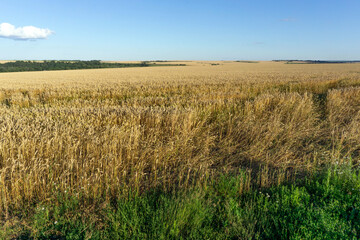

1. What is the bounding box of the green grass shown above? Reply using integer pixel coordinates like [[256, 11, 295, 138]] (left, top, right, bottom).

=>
[[2, 163, 360, 239]]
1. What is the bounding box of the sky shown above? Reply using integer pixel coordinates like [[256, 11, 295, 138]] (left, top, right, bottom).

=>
[[0, 0, 359, 60]]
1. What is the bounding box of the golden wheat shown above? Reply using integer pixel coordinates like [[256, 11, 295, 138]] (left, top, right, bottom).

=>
[[0, 61, 359, 215]]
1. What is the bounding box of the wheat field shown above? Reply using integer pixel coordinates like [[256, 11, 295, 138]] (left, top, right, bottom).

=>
[[0, 61, 360, 216]]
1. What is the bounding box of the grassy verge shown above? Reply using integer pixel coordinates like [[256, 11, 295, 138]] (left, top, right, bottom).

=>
[[2, 162, 359, 239]]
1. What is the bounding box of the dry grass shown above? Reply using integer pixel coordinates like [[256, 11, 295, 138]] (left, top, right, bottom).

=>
[[0, 61, 360, 216]]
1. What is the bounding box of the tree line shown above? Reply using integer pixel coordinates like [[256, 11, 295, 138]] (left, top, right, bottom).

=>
[[0, 60, 151, 72]]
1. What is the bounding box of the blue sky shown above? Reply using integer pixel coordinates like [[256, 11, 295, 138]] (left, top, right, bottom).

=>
[[0, 0, 359, 60]]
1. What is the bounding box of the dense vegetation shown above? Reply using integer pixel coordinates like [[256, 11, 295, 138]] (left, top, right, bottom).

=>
[[273, 60, 360, 64], [2, 164, 360, 239], [0, 60, 183, 72], [0, 62, 359, 238]]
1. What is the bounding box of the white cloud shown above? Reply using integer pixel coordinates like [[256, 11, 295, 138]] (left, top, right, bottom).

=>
[[0, 23, 53, 40]]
